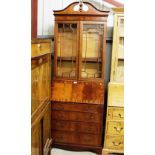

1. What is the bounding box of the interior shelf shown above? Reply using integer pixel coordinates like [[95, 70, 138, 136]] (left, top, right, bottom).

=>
[[57, 57, 101, 62], [82, 57, 102, 62], [57, 57, 76, 61], [118, 58, 124, 61]]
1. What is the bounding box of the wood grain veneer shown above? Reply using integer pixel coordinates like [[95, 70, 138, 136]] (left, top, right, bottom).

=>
[[51, 2, 109, 154], [31, 39, 52, 155]]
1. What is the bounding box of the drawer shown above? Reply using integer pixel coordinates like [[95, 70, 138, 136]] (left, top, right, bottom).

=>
[[51, 111, 101, 123], [51, 131, 100, 146], [51, 120, 101, 134], [107, 107, 124, 121], [52, 102, 102, 113], [105, 135, 124, 150], [31, 43, 51, 57], [108, 83, 124, 107], [106, 121, 124, 135]]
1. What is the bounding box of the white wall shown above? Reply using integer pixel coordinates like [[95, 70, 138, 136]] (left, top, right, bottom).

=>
[[37, 0, 114, 36], [37, 0, 77, 36]]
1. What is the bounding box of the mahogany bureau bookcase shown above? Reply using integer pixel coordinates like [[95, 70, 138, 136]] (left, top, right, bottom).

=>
[[50, 2, 109, 154], [31, 39, 52, 155]]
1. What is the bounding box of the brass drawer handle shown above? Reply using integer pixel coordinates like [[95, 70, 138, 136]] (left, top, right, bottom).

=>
[[112, 141, 122, 146], [108, 112, 111, 117], [118, 113, 124, 118], [114, 126, 123, 133]]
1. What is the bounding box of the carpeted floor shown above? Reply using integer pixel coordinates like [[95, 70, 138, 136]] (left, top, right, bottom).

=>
[[51, 148, 97, 155]]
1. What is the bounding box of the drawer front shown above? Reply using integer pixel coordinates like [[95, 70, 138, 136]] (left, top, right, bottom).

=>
[[106, 121, 124, 135], [51, 111, 101, 123], [31, 43, 51, 57], [108, 83, 124, 107], [105, 136, 124, 150], [51, 131, 100, 146], [51, 120, 101, 134], [52, 102, 102, 113], [107, 107, 124, 121]]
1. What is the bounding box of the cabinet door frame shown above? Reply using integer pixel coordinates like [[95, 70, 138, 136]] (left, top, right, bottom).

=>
[[78, 21, 106, 81], [54, 21, 80, 80]]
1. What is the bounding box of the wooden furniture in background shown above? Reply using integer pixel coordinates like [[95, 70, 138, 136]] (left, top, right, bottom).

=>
[[110, 8, 124, 83], [51, 2, 109, 155], [31, 0, 38, 38], [103, 8, 124, 155], [31, 39, 52, 155]]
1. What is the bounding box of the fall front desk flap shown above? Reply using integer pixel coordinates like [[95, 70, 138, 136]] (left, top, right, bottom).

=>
[[51, 80, 104, 104]]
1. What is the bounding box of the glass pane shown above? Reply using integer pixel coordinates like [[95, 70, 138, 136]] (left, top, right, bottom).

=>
[[81, 63, 102, 78], [56, 23, 77, 78], [81, 24, 104, 79], [57, 61, 76, 78]]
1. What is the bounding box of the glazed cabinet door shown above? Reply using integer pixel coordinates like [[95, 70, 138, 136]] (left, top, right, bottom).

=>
[[79, 22, 106, 80], [54, 21, 79, 79]]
